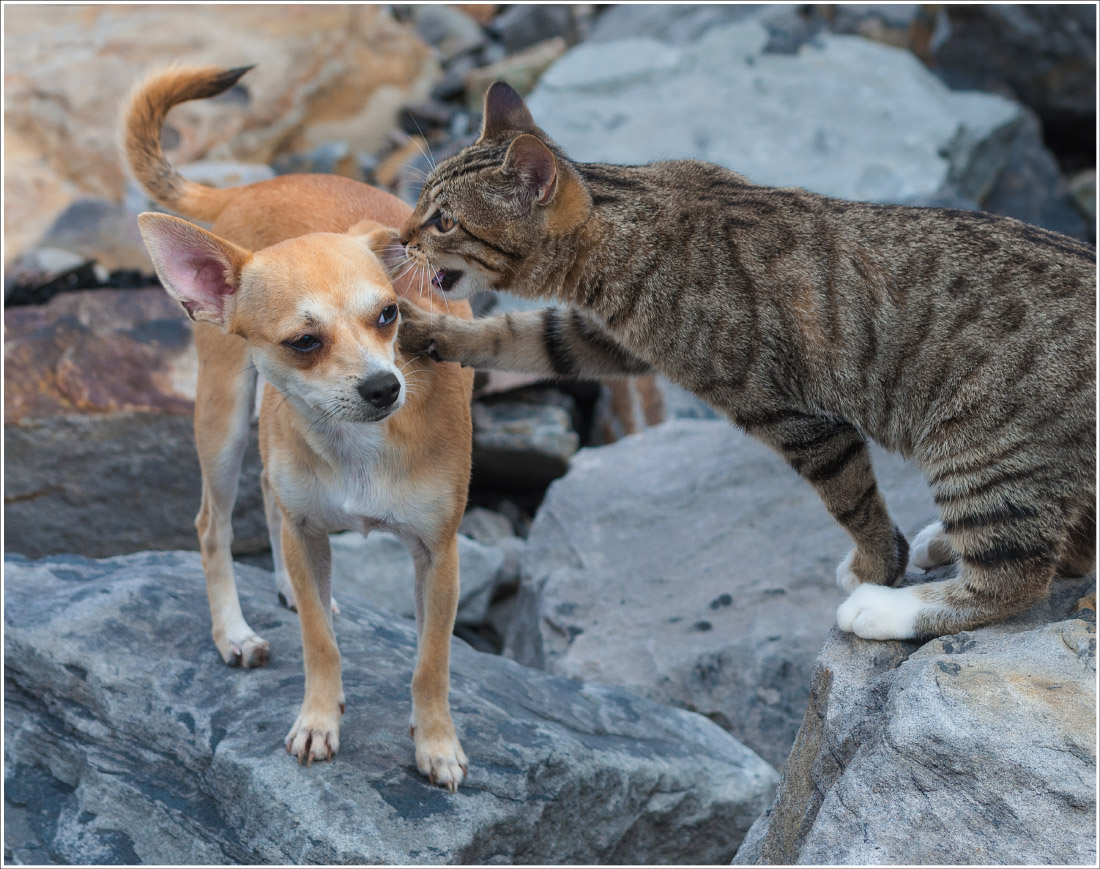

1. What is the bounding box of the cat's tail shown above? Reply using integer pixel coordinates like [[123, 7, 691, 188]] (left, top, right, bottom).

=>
[[120, 64, 253, 223]]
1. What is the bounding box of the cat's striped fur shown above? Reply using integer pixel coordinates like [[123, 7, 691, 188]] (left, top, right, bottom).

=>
[[397, 82, 1096, 640]]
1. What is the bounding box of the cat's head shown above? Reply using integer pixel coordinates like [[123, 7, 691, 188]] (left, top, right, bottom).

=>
[[398, 82, 590, 300]]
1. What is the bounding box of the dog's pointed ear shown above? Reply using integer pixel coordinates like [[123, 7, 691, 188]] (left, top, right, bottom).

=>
[[347, 219, 402, 268], [479, 81, 537, 142], [502, 133, 558, 207], [138, 213, 251, 326]]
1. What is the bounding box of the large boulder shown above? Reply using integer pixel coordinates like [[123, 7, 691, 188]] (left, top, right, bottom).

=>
[[3, 288, 267, 558], [505, 420, 937, 770], [3, 4, 436, 263], [528, 19, 1021, 204], [4, 551, 778, 864], [734, 572, 1097, 865]]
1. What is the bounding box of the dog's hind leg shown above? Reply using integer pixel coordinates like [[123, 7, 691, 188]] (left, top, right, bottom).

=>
[[407, 533, 467, 791], [193, 324, 269, 667]]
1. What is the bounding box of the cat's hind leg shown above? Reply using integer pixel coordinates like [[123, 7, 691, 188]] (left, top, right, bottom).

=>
[[1057, 498, 1095, 577], [742, 410, 907, 594], [839, 466, 1068, 639], [909, 521, 957, 569]]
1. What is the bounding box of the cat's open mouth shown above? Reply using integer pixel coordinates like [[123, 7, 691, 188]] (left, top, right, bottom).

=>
[[431, 269, 462, 292]]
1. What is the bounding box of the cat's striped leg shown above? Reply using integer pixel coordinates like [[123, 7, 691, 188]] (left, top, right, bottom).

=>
[[1057, 498, 1095, 577], [398, 302, 650, 379], [839, 466, 1068, 639], [743, 410, 908, 594]]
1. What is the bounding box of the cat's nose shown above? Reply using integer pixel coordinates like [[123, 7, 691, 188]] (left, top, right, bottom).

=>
[[357, 372, 401, 409]]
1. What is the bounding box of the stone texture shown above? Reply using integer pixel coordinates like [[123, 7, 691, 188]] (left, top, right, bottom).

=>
[[471, 401, 580, 492], [3, 288, 266, 558], [505, 420, 937, 770], [3, 4, 436, 263], [34, 197, 152, 273], [981, 108, 1090, 242], [734, 572, 1097, 866], [4, 551, 778, 864], [528, 20, 1021, 204], [330, 530, 507, 626], [413, 3, 486, 63], [490, 3, 577, 53], [465, 37, 568, 105]]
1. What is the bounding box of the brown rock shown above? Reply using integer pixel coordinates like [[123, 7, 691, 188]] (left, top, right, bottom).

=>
[[4, 4, 437, 261], [3, 288, 266, 558]]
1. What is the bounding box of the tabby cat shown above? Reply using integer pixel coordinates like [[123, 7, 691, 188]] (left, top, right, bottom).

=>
[[395, 82, 1096, 640]]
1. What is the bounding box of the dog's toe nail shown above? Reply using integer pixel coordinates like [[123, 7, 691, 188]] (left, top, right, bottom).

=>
[[277, 592, 288, 607], [409, 725, 416, 737], [339, 702, 346, 715]]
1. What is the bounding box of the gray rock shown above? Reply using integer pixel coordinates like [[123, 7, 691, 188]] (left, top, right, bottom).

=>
[[1068, 169, 1097, 231], [413, 4, 486, 63], [3, 247, 99, 306], [528, 20, 1021, 205], [587, 4, 767, 46], [34, 196, 151, 273], [4, 550, 778, 864], [472, 402, 579, 491], [933, 4, 1096, 133], [272, 142, 360, 179], [981, 107, 1089, 241], [505, 420, 937, 770], [733, 573, 1097, 865], [458, 506, 517, 544], [329, 530, 506, 625], [4, 412, 267, 559], [491, 4, 576, 53]]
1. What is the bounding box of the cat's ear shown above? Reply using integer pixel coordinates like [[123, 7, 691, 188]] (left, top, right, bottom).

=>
[[502, 134, 557, 207], [137, 212, 251, 327], [479, 81, 537, 142]]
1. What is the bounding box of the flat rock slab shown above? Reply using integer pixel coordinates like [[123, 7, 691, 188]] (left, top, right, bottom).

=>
[[506, 420, 937, 771], [734, 571, 1097, 865], [4, 551, 777, 865], [528, 19, 1020, 203]]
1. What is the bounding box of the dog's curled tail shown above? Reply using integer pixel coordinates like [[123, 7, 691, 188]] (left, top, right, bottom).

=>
[[121, 64, 253, 223]]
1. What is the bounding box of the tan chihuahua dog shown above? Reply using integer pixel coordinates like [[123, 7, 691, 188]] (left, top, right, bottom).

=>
[[124, 65, 474, 790]]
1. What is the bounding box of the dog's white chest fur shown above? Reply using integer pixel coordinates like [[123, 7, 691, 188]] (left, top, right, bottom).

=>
[[283, 422, 442, 541]]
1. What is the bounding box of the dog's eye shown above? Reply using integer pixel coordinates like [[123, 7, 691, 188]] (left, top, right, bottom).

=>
[[426, 211, 457, 233], [378, 304, 398, 326], [286, 334, 321, 353]]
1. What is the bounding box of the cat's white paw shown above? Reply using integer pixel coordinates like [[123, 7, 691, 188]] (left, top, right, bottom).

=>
[[910, 521, 955, 570], [837, 584, 921, 640], [835, 548, 862, 593]]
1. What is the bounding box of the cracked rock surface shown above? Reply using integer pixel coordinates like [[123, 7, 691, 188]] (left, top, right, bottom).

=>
[[4, 550, 777, 864], [733, 570, 1096, 865]]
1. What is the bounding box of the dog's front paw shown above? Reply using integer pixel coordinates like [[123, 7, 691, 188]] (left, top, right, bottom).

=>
[[414, 723, 468, 792], [285, 700, 343, 765]]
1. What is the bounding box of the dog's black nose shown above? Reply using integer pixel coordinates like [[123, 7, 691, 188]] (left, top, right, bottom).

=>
[[357, 372, 401, 409]]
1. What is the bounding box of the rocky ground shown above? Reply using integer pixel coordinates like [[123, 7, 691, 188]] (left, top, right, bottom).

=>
[[4, 3, 1097, 864]]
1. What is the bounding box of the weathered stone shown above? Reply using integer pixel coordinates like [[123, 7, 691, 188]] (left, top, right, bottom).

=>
[[933, 4, 1096, 143], [586, 4, 766, 46], [1068, 169, 1097, 229], [329, 530, 506, 625], [3, 248, 99, 307], [506, 420, 938, 771], [490, 4, 576, 53], [471, 401, 580, 492], [3, 288, 267, 558], [413, 3, 486, 63], [528, 20, 1021, 205], [981, 108, 1090, 242], [34, 197, 151, 273], [4, 551, 778, 864], [3, 4, 435, 261], [465, 37, 568, 106], [733, 572, 1097, 865]]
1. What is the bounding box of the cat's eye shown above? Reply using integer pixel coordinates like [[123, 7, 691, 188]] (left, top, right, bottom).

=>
[[285, 334, 322, 353], [378, 304, 399, 326], [426, 210, 457, 233]]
